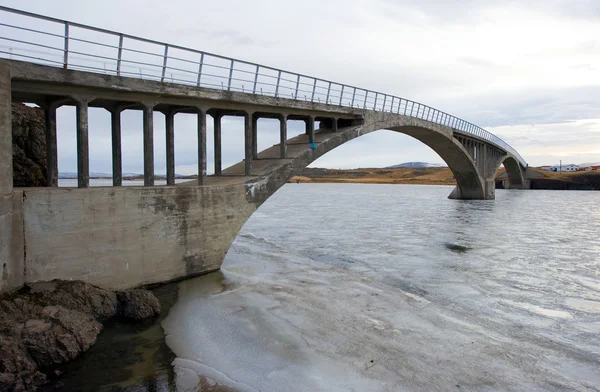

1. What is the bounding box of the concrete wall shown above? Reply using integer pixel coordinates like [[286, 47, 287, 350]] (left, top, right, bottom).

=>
[[0, 63, 25, 293], [22, 184, 256, 289]]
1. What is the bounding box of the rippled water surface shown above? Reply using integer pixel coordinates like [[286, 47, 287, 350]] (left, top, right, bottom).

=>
[[161, 184, 600, 391]]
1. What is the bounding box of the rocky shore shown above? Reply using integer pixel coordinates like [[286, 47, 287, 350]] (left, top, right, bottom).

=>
[[0, 280, 161, 391]]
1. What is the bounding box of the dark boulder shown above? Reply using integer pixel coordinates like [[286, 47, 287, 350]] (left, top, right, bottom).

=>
[[117, 289, 161, 320], [11, 103, 47, 187]]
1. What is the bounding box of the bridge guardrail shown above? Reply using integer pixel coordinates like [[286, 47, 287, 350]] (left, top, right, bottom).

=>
[[0, 6, 527, 167]]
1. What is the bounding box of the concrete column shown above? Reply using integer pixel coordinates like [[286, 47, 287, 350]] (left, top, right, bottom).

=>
[[306, 116, 315, 145], [244, 111, 253, 176], [252, 114, 258, 160], [165, 110, 175, 185], [75, 99, 90, 188], [214, 113, 222, 176], [110, 108, 123, 186], [279, 114, 287, 159], [331, 118, 338, 133], [44, 103, 59, 187], [197, 108, 207, 185], [142, 104, 154, 186], [0, 64, 10, 194]]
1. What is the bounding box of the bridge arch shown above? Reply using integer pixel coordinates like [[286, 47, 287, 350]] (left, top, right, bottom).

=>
[[498, 155, 526, 189], [243, 112, 490, 207]]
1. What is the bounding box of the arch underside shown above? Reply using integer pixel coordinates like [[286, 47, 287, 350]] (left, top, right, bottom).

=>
[[500, 156, 526, 189]]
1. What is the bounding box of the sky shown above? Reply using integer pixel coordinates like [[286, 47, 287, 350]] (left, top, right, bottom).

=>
[[3, 0, 600, 173]]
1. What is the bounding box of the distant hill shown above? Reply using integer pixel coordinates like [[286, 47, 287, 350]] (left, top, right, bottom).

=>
[[386, 162, 446, 169]]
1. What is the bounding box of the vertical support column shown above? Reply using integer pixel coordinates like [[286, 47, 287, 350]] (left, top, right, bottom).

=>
[[44, 102, 59, 187], [0, 64, 11, 194], [252, 114, 258, 160], [244, 111, 253, 176], [306, 116, 315, 145], [110, 107, 123, 186], [197, 108, 207, 185], [213, 112, 222, 176], [165, 109, 175, 185], [279, 114, 287, 159], [75, 98, 91, 188], [142, 103, 154, 186], [331, 118, 338, 133]]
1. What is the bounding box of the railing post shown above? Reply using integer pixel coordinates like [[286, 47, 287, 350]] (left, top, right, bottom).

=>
[[398, 99, 402, 114], [390, 96, 394, 113], [373, 93, 378, 110], [326, 82, 331, 104], [294, 74, 300, 99], [161, 44, 169, 83], [382, 95, 387, 112], [196, 53, 204, 87], [409, 102, 415, 117], [116, 34, 123, 76], [275, 70, 281, 97], [311, 79, 317, 102], [339, 85, 344, 106], [351, 87, 356, 107], [63, 22, 69, 69], [227, 59, 234, 91], [363, 90, 368, 109], [253, 65, 259, 94]]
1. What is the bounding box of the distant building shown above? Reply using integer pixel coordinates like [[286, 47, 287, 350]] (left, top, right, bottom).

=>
[[579, 162, 600, 171], [550, 164, 578, 172], [541, 166, 552, 171]]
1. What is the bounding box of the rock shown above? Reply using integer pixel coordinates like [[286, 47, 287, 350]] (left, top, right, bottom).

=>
[[21, 306, 102, 368], [30, 280, 118, 321], [0, 336, 45, 392], [11, 103, 47, 187], [117, 289, 161, 320]]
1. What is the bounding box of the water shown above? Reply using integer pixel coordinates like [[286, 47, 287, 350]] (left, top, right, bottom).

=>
[[58, 178, 190, 187], [55, 184, 600, 391]]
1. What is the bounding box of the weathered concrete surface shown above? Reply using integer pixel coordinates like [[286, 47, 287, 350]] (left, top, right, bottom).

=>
[[0, 63, 25, 294], [0, 191, 24, 293], [22, 185, 256, 289]]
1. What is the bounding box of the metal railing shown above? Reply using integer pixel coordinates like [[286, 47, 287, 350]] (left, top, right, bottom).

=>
[[0, 6, 527, 167]]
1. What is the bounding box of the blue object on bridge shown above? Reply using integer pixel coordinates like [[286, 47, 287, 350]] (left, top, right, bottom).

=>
[[310, 141, 317, 150]]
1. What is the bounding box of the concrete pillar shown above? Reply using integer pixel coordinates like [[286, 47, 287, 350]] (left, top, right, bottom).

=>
[[306, 116, 315, 145], [165, 110, 175, 185], [244, 111, 253, 176], [75, 99, 90, 188], [252, 114, 258, 160], [214, 113, 222, 176], [331, 117, 338, 133], [44, 103, 59, 187], [142, 104, 154, 186], [0, 64, 11, 194], [110, 108, 123, 186], [197, 108, 207, 185], [279, 114, 287, 159]]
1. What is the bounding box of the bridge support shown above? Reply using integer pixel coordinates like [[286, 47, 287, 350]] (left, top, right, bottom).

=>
[[43, 101, 60, 187], [74, 98, 90, 188], [197, 108, 207, 185], [165, 109, 175, 185], [279, 114, 287, 158], [252, 113, 258, 160], [214, 112, 222, 176], [110, 107, 123, 186], [245, 111, 253, 176], [142, 104, 154, 186], [306, 116, 315, 145]]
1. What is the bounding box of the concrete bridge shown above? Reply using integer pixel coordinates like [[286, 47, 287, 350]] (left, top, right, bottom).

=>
[[0, 7, 528, 293]]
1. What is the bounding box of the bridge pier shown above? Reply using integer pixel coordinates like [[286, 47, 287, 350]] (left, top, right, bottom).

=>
[[165, 109, 175, 185], [306, 116, 315, 145], [142, 104, 154, 186], [279, 114, 287, 158], [110, 107, 123, 186], [74, 97, 90, 188], [214, 112, 222, 176], [252, 113, 258, 160], [245, 111, 253, 176], [197, 108, 207, 185]]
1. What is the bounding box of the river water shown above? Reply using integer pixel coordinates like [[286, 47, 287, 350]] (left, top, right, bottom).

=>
[[52, 184, 600, 391]]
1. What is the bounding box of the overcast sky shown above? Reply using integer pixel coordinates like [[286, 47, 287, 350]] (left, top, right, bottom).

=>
[[4, 0, 600, 173]]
